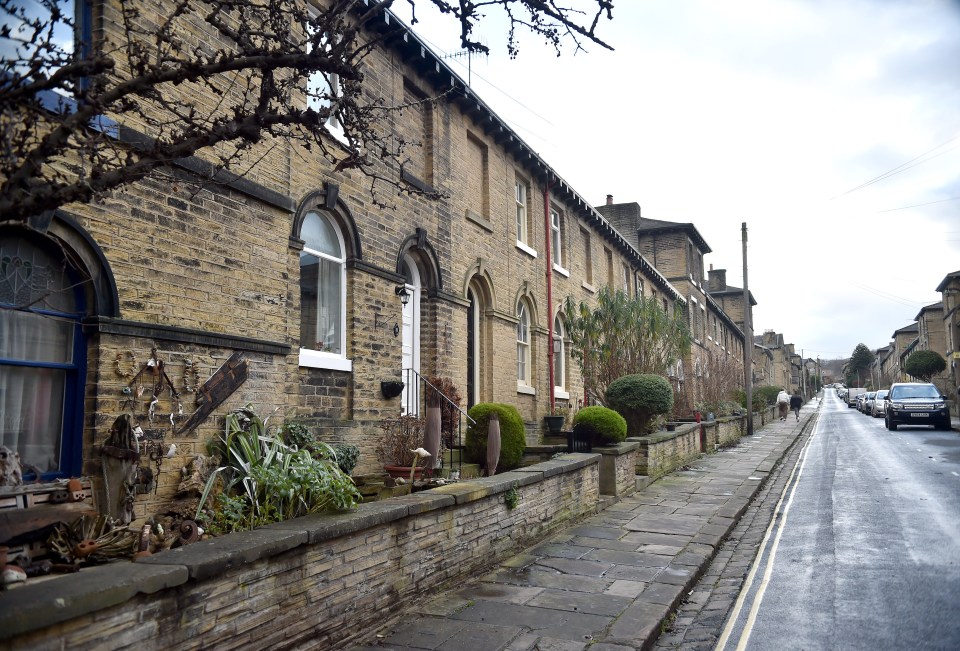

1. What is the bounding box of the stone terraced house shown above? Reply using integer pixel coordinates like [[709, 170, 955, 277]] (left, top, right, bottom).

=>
[[0, 1, 705, 522]]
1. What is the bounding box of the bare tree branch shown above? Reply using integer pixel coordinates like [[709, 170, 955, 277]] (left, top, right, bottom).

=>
[[0, 0, 614, 223]]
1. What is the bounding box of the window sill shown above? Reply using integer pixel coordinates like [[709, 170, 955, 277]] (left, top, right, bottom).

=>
[[554, 389, 570, 400], [516, 241, 538, 258], [553, 264, 570, 278], [299, 348, 352, 372], [581, 281, 596, 294], [517, 383, 536, 396], [466, 209, 493, 232]]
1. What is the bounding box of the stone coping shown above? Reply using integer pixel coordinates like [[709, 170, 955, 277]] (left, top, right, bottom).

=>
[[593, 440, 640, 455], [628, 422, 699, 445], [0, 453, 600, 641]]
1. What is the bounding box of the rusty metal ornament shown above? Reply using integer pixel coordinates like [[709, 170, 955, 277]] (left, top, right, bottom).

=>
[[178, 520, 200, 545]]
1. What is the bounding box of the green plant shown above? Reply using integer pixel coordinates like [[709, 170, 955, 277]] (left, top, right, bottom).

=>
[[376, 415, 426, 467], [572, 405, 627, 445], [196, 405, 360, 534], [331, 444, 360, 475], [562, 287, 691, 405], [754, 385, 783, 406], [279, 421, 359, 475], [465, 403, 525, 472], [605, 374, 674, 435], [504, 483, 520, 510], [903, 350, 947, 382], [734, 389, 765, 413]]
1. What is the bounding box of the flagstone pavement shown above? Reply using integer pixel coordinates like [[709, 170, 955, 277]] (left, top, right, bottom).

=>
[[349, 403, 818, 651]]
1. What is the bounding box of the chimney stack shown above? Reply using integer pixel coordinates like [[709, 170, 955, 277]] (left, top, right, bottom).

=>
[[707, 268, 727, 291], [606, 194, 613, 205]]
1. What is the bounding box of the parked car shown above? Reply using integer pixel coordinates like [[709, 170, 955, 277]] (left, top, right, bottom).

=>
[[846, 387, 866, 408], [871, 390, 889, 417], [884, 383, 951, 431], [862, 391, 878, 413]]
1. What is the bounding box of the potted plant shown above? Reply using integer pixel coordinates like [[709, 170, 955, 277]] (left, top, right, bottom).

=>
[[376, 415, 431, 479], [543, 401, 570, 434]]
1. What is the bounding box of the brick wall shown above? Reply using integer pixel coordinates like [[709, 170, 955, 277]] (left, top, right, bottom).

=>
[[1, 455, 600, 651]]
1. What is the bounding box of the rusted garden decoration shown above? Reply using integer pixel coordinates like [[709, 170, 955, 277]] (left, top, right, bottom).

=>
[[487, 412, 501, 476], [424, 406, 442, 470]]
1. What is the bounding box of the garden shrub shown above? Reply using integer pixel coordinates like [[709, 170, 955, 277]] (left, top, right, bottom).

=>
[[331, 444, 360, 475], [605, 374, 674, 435], [572, 406, 627, 445], [465, 403, 525, 472], [754, 385, 783, 406], [198, 405, 360, 534], [734, 389, 766, 413]]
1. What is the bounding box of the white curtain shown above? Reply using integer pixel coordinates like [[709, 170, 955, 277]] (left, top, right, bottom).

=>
[[1, 236, 76, 474], [0, 310, 71, 472]]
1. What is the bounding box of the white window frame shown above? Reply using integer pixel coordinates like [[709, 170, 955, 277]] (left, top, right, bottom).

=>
[[551, 208, 565, 271], [298, 211, 351, 371], [517, 300, 531, 387], [515, 178, 528, 246], [554, 315, 568, 399], [306, 11, 347, 145]]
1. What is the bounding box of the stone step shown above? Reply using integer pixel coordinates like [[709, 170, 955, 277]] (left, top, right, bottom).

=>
[[437, 462, 481, 479]]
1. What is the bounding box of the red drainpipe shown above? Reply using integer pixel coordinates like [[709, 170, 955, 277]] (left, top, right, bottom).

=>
[[544, 179, 556, 412]]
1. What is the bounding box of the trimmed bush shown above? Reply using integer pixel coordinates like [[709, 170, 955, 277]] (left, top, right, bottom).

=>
[[465, 403, 525, 472], [605, 374, 674, 435], [573, 406, 627, 445]]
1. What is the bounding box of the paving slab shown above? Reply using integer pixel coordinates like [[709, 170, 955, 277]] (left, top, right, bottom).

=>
[[351, 403, 816, 651]]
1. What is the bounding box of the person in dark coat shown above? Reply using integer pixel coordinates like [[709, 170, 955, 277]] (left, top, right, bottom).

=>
[[790, 391, 803, 421]]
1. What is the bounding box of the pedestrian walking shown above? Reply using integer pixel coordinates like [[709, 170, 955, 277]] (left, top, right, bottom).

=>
[[790, 391, 803, 421], [777, 388, 790, 421]]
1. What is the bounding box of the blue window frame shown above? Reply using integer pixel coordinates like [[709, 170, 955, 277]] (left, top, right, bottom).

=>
[[0, 235, 86, 479]]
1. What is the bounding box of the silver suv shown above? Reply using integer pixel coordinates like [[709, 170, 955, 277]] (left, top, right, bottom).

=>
[[884, 383, 951, 431]]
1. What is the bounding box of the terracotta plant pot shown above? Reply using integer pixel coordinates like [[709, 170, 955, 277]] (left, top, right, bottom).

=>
[[383, 465, 426, 480]]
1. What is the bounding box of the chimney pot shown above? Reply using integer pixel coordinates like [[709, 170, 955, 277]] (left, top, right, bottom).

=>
[[606, 194, 613, 205]]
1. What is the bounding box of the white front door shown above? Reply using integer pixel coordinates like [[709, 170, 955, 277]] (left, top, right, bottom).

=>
[[400, 258, 421, 414]]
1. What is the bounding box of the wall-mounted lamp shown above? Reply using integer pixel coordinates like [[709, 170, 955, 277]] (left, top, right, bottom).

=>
[[395, 285, 410, 306]]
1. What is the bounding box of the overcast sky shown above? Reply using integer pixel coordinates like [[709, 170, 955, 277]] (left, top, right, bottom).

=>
[[395, 0, 960, 361]]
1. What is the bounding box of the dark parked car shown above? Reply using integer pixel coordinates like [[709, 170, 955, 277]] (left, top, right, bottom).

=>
[[884, 383, 951, 431]]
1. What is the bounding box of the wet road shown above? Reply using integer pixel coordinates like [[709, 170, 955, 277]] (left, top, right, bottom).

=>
[[718, 390, 960, 651]]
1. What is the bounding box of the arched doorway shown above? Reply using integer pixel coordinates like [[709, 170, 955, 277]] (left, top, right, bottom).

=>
[[400, 254, 421, 414], [465, 275, 494, 409], [467, 286, 479, 408]]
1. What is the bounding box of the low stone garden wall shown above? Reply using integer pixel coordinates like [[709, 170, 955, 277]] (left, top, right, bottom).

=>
[[0, 454, 601, 650], [632, 413, 750, 479], [595, 441, 640, 497], [629, 422, 700, 479]]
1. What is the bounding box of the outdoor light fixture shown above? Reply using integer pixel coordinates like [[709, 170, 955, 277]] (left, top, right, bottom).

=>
[[395, 285, 410, 306]]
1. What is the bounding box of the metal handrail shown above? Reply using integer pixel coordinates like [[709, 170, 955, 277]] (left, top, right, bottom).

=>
[[402, 369, 474, 478]]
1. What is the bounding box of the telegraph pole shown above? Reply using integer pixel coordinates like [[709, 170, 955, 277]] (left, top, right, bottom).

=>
[[742, 222, 753, 436]]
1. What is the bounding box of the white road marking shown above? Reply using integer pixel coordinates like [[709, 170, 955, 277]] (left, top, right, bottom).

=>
[[952, 472, 959, 477], [715, 410, 821, 651]]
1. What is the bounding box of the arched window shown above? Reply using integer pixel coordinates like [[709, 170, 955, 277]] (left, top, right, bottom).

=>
[[553, 314, 568, 397], [1, 235, 85, 478], [299, 210, 349, 370], [516, 300, 530, 386]]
